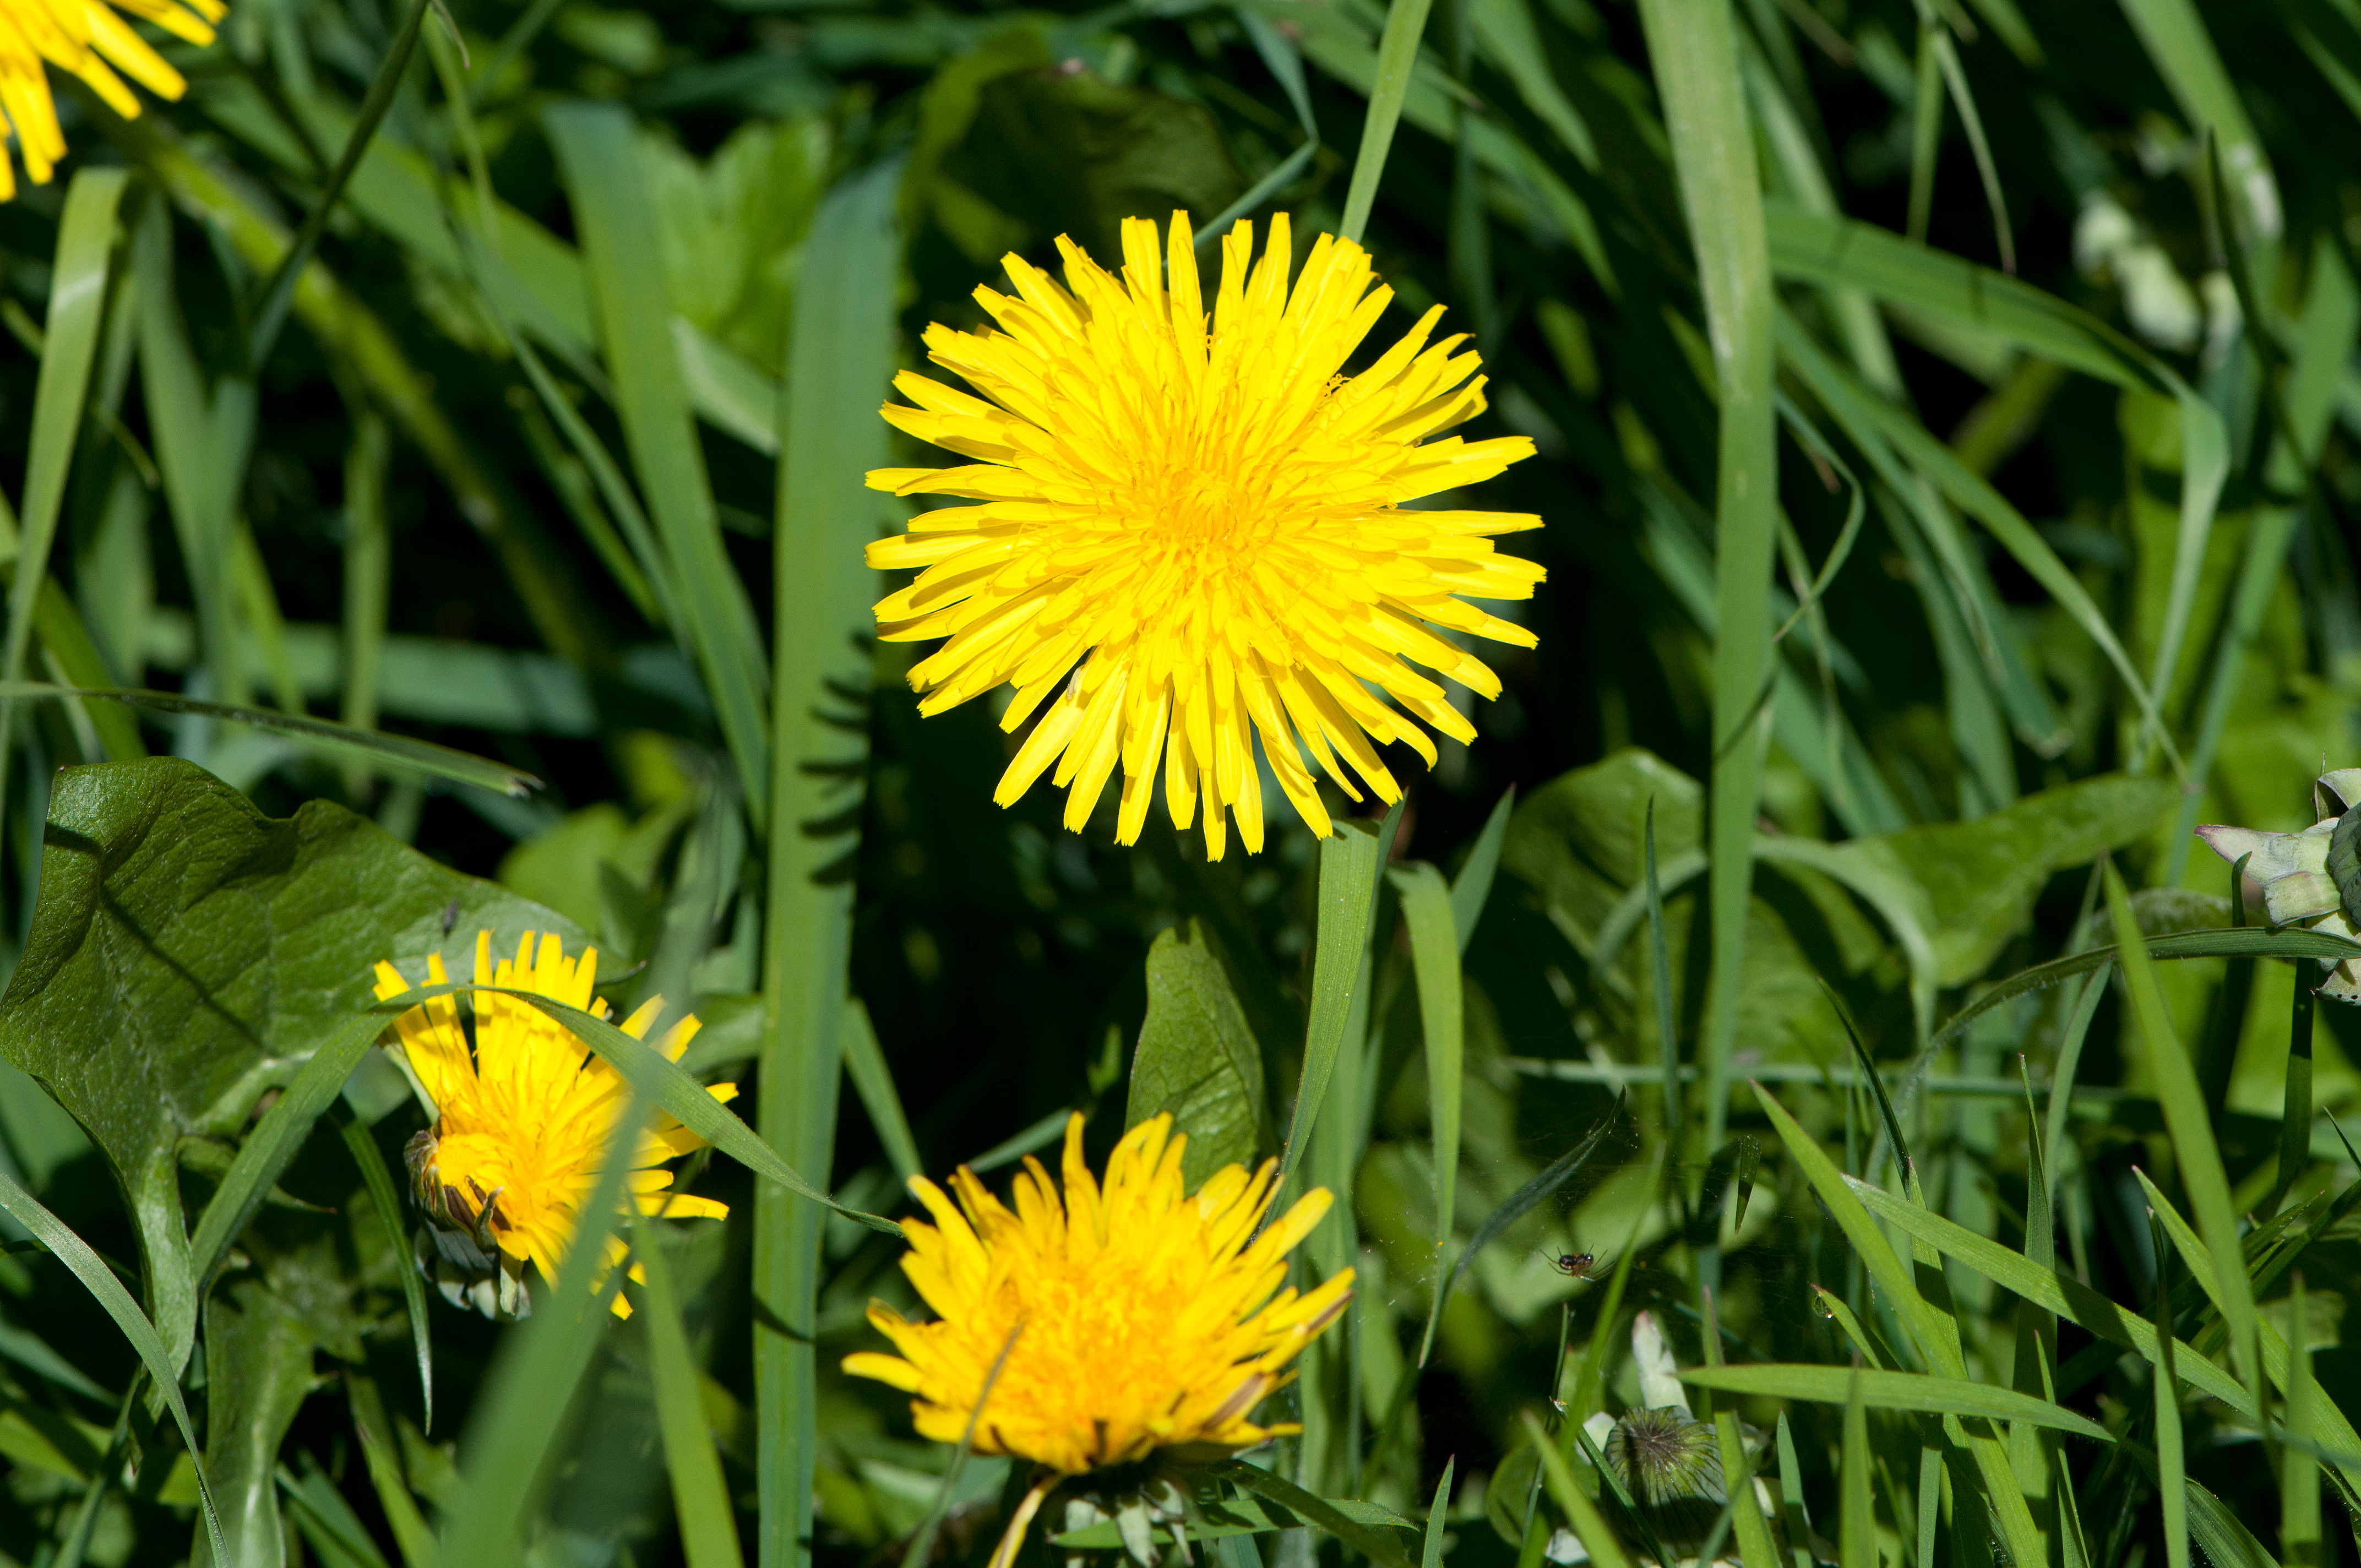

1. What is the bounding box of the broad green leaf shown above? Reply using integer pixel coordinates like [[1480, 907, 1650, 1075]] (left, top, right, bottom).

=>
[[1678, 1364, 2110, 1441], [1126, 922, 1269, 1187], [0, 758, 584, 1377], [199, 1228, 354, 1568]]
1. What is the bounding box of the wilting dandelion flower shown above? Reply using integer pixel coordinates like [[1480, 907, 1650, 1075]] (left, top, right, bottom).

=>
[[374, 930, 734, 1319], [846, 1113, 1350, 1566], [2199, 765, 2361, 1000], [0, 0, 225, 199], [864, 211, 1544, 860]]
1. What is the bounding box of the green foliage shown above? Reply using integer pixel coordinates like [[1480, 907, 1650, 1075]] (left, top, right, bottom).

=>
[[0, 0, 2356, 1565]]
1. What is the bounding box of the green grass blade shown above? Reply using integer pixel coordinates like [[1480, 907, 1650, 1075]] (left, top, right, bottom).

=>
[[1, 168, 129, 801], [349, 1374, 436, 1568], [1934, 926, 2360, 1049], [2278, 974, 2319, 1219], [1680, 1364, 2111, 1440], [341, 412, 391, 749], [1420, 1457, 1454, 1568], [0, 1166, 226, 1568], [1219, 1460, 1416, 1568], [1339, 0, 1438, 242], [758, 157, 901, 1568], [1840, 1363, 1872, 1568], [1695, 1289, 1781, 1568], [2149, 1213, 2189, 1568], [544, 102, 770, 825], [1521, 1409, 1633, 1568], [0, 682, 541, 796], [281, 1457, 393, 1568], [1645, 803, 1681, 1185], [331, 1101, 432, 1433], [1755, 1084, 1930, 1367], [187, 1011, 384, 1289], [2185, 1479, 2280, 1568], [841, 998, 921, 1185], [1449, 787, 1515, 952], [231, 522, 305, 715], [2106, 865, 2264, 1407], [2286, 1274, 2322, 1566], [440, 989, 900, 1233], [248, 0, 433, 366], [2042, 970, 2107, 1193], [428, 1098, 642, 1568], [1927, 27, 2013, 272], [635, 1219, 744, 1568], [1905, 20, 1941, 242], [1842, 1174, 2253, 1417], [1775, 1409, 1812, 1568], [1281, 806, 1400, 1193], [2118, 0, 2278, 241], [1418, 1097, 1622, 1366], [1636, 0, 1778, 1161], [1392, 862, 1464, 1355]]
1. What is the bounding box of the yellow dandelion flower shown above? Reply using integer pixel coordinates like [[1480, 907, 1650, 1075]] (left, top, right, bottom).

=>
[[865, 210, 1544, 861], [373, 930, 735, 1320], [0, 0, 225, 200], [844, 1112, 1351, 1480]]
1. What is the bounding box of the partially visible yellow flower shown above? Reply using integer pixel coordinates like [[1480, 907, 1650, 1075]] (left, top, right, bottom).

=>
[[845, 1112, 1351, 1476], [373, 930, 735, 1319], [0, 0, 225, 199], [865, 211, 1543, 861]]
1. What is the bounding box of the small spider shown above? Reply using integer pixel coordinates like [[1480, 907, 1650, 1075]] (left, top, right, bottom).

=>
[[1541, 1250, 1604, 1282]]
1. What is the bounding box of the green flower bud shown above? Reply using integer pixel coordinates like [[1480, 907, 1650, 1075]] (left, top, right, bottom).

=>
[[2200, 766, 2361, 1002]]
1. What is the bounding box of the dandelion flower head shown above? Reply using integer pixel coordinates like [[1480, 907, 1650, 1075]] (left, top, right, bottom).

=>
[[865, 211, 1544, 860], [0, 0, 225, 199], [374, 930, 735, 1317], [844, 1112, 1351, 1473]]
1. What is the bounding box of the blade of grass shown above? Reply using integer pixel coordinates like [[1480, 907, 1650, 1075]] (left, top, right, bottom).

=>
[[2042, 969, 2108, 1193], [2185, 1479, 2280, 1568], [1840, 1361, 1872, 1568], [1419, 1457, 1453, 1568], [757, 157, 902, 1568], [1645, 802, 1681, 1189], [2106, 864, 2264, 1408], [1449, 787, 1515, 952], [902, 1324, 1022, 1568], [0, 1167, 226, 1568], [341, 410, 390, 780], [0, 681, 540, 796], [187, 1010, 385, 1291], [841, 998, 921, 1186], [1638, 0, 1778, 1162], [1695, 1288, 1781, 1568], [2118, 0, 2280, 243], [231, 522, 305, 715], [1775, 1409, 1812, 1568], [1392, 862, 1463, 1360], [1281, 804, 1401, 1195], [1924, 20, 2014, 271], [1682, 1364, 2111, 1439], [247, 0, 433, 368], [1934, 925, 2361, 1049], [1338, 0, 1438, 242], [545, 102, 770, 827], [331, 1101, 431, 1433], [349, 1374, 436, 1568], [0, 168, 129, 807], [2149, 1212, 2189, 1568], [428, 1093, 643, 1568], [1521, 1409, 1633, 1568], [635, 1217, 744, 1568], [1905, 19, 1941, 243], [1217, 1460, 1416, 1568], [1416, 1096, 1623, 1366], [2278, 946, 2321, 1221]]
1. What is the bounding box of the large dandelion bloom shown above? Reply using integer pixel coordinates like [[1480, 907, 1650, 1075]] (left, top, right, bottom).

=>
[[374, 930, 734, 1319], [865, 211, 1543, 860], [845, 1113, 1351, 1478], [0, 0, 225, 199]]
